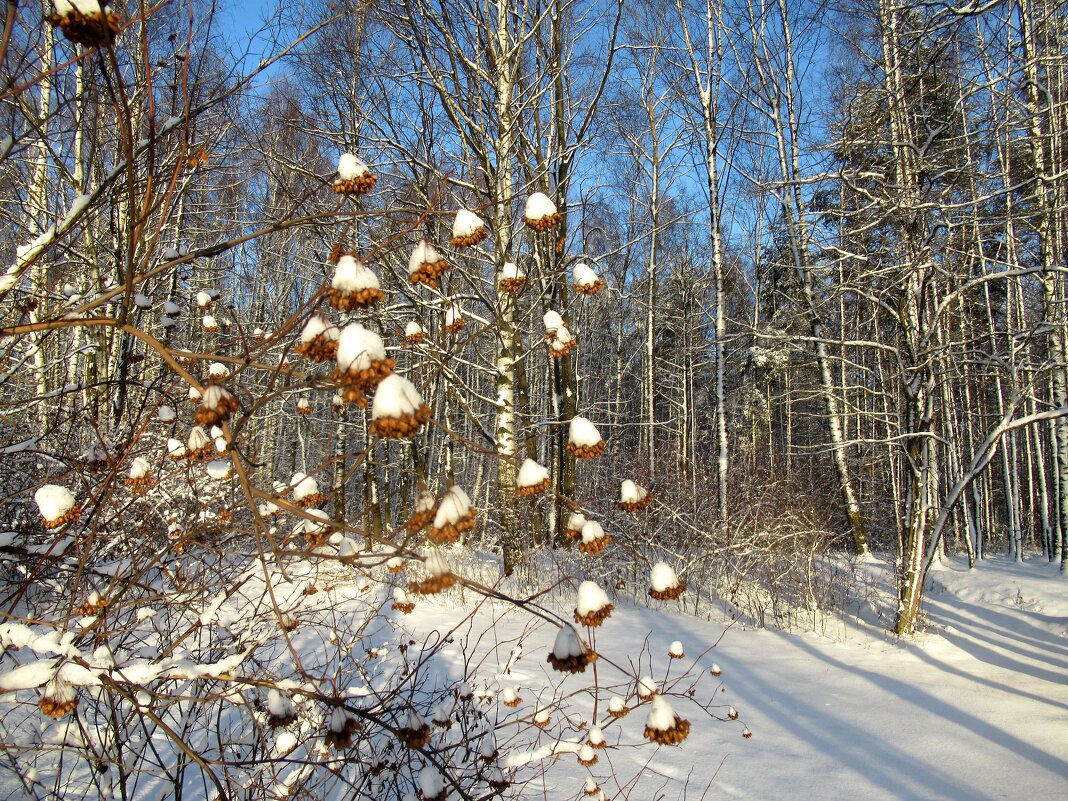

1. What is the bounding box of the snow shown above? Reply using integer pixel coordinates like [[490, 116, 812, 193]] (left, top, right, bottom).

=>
[[434, 486, 471, 528], [516, 458, 549, 488], [134, 293, 151, 308], [289, 473, 319, 503], [55, 2, 112, 16], [274, 731, 297, 755], [524, 192, 557, 220], [645, 696, 676, 731], [550, 326, 574, 351], [186, 426, 210, 451], [452, 209, 484, 238], [163, 300, 181, 315], [419, 766, 444, 798], [551, 625, 584, 659], [573, 262, 600, 288], [0, 661, 56, 691], [207, 362, 229, 380], [201, 384, 231, 410], [371, 374, 423, 419], [157, 405, 175, 422], [166, 437, 185, 457], [337, 153, 368, 180], [336, 323, 386, 373], [299, 314, 338, 343], [391, 555, 1068, 801], [196, 290, 213, 308], [650, 561, 680, 592], [588, 726, 605, 747], [579, 520, 605, 545], [566, 511, 586, 531], [202, 314, 217, 329], [543, 310, 564, 333], [206, 459, 231, 480], [188, 385, 202, 402], [444, 303, 463, 328], [424, 549, 452, 577], [500, 262, 525, 282], [33, 485, 75, 523], [575, 580, 609, 616], [620, 479, 647, 504], [332, 255, 379, 292], [405, 320, 425, 338], [668, 639, 684, 657], [129, 457, 150, 479], [267, 689, 294, 718], [568, 416, 602, 447], [636, 675, 658, 699], [408, 240, 442, 275]]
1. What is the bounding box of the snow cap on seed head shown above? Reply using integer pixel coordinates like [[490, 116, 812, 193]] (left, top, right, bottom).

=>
[[337, 153, 368, 180], [543, 310, 564, 334], [332, 254, 380, 292], [34, 485, 75, 523], [371, 374, 424, 420], [299, 314, 338, 343], [650, 562, 681, 592], [336, 323, 386, 372], [516, 458, 549, 489], [576, 581, 610, 616], [524, 192, 557, 221], [568, 416, 602, 447], [573, 262, 601, 288], [452, 209, 484, 239], [434, 485, 471, 528]]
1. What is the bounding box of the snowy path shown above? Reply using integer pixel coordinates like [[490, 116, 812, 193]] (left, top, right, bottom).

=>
[[406, 557, 1068, 801]]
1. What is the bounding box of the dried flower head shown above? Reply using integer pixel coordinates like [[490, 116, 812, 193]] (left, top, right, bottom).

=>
[[371, 374, 431, 439], [38, 676, 78, 719], [577, 520, 612, 556], [296, 314, 340, 362], [333, 153, 377, 196], [498, 262, 526, 293], [430, 486, 476, 545], [408, 240, 449, 288], [643, 696, 690, 746], [546, 625, 594, 673], [574, 581, 613, 626], [566, 417, 605, 459], [619, 479, 653, 512], [329, 254, 384, 310], [573, 262, 605, 295], [46, 1, 121, 48], [409, 549, 457, 595], [649, 562, 686, 601], [194, 384, 240, 427], [451, 208, 488, 247], [515, 458, 550, 496], [523, 192, 561, 232]]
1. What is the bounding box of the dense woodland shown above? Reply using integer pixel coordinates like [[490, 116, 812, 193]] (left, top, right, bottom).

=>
[[0, 0, 1066, 797]]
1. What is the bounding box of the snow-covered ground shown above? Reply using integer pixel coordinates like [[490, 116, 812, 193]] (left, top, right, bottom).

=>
[[404, 555, 1068, 801]]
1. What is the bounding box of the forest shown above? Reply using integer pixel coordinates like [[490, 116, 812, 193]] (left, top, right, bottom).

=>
[[0, 0, 1066, 799]]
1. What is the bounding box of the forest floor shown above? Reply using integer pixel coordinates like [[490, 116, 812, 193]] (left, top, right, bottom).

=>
[[406, 554, 1068, 801]]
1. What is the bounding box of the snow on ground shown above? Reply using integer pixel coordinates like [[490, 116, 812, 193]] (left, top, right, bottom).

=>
[[403, 555, 1068, 801]]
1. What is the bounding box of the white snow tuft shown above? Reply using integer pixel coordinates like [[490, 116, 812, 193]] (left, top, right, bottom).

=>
[[516, 458, 549, 488], [576, 581, 610, 616], [650, 562, 680, 592], [34, 485, 75, 523], [524, 192, 557, 220], [336, 323, 386, 373], [568, 416, 602, 447]]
